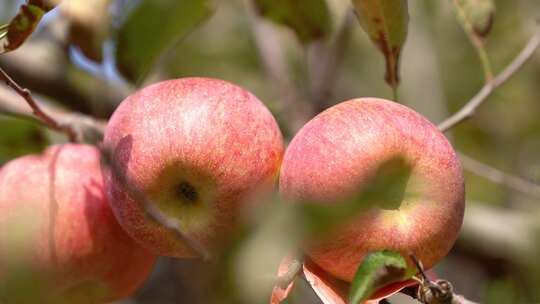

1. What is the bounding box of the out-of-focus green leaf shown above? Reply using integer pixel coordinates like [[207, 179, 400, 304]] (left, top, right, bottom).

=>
[[454, 0, 495, 38], [253, 0, 332, 44], [0, 118, 48, 164], [115, 0, 214, 84], [351, 0, 409, 90], [349, 250, 409, 304], [300, 156, 412, 236], [232, 202, 302, 303], [227, 157, 412, 303], [0, 0, 60, 53]]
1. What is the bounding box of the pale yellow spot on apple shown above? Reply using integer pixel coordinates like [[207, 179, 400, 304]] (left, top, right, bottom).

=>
[[381, 208, 412, 231]]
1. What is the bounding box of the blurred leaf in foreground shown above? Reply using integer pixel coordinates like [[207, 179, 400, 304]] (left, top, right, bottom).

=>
[[0, 118, 47, 164], [351, 0, 409, 91], [229, 157, 412, 303], [300, 156, 412, 237], [115, 0, 214, 84]]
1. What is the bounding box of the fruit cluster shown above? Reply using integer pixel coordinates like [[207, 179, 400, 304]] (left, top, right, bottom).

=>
[[0, 77, 464, 303]]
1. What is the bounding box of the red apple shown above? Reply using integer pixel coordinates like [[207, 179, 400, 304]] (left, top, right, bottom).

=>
[[279, 98, 465, 282], [102, 77, 284, 257], [0, 144, 156, 303]]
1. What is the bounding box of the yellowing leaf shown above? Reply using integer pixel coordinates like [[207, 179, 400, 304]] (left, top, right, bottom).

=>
[[351, 0, 409, 90], [28, 0, 60, 12], [1, 0, 61, 53]]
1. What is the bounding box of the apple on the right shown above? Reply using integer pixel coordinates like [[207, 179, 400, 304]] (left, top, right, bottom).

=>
[[279, 98, 465, 283]]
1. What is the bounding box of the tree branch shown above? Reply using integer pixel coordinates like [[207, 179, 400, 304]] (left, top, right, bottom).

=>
[[458, 153, 540, 199], [438, 31, 540, 132], [0, 84, 106, 144], [0, 67, 77, 142], [0, 18, 132, 117]]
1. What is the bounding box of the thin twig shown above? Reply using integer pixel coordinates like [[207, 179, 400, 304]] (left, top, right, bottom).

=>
[[438, 31, 540, 132], [0, 18, 132, 116], [100, 148, 211, 261], [459, 153, 540, 199], [0, 100, 46, 126], [0, 85, 106, 144], [0, 67, 78, 142]]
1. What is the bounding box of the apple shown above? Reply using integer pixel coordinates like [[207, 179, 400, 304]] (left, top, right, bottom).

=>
[[0, 144, 156, 302], [279, 98, 465, 282], [102, 77, 284, 257]]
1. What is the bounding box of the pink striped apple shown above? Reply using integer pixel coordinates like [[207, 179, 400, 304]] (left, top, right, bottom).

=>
[[0, 144, 156, 303], [102, 77, 284, 257], [279, 98, 465, 282]]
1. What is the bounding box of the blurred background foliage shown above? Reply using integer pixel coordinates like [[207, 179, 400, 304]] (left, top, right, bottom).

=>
[[1, 0, 540, 303]]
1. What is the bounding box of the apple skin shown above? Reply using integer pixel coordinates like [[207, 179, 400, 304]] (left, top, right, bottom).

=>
[[102, 77, 284, 257], [279, 98, 465, 282], [0, 144, 156, 302]]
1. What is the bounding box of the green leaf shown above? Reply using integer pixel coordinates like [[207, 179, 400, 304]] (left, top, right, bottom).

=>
[[0, 118, 48, 165], [219, 157, 412, 303], [115, 0, 214, 84], [454, 0, 495, 38], [253, 0, 332, 44], [351, 0, 409, 90], [349, 250, 409, 304]]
